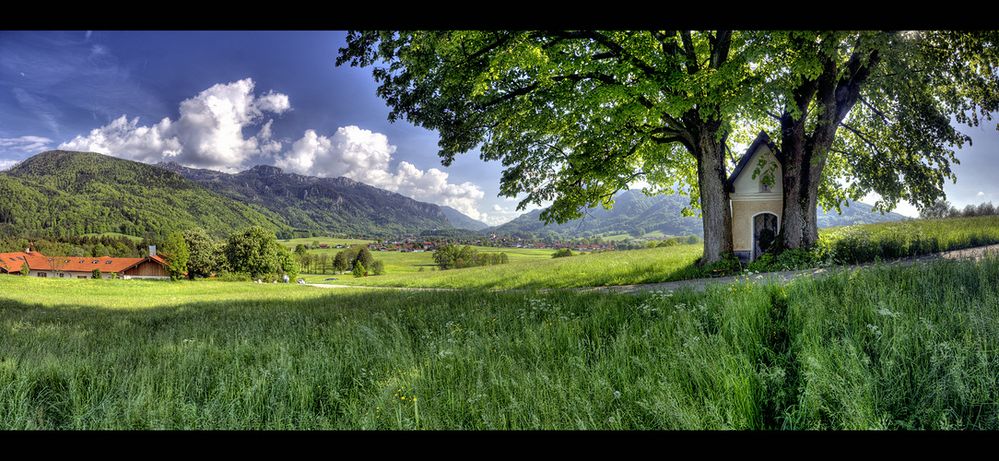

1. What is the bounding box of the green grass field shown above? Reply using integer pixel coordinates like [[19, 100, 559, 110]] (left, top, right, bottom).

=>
[[318, 244, 704, 289], [286, 241, 555, 276], [312, 215, 999, 290], [2, 257, 997, 429]]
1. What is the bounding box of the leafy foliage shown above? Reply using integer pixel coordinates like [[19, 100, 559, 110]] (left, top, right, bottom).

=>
[[223, 226, 286, 280], [183, 228, 223, 279], [551, 248, 574, 258], [161, 231, 189, 280], [432, 244, 510, 270]]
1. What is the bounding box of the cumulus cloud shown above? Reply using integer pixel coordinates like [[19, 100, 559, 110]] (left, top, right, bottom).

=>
[[275, 126, 485, 219], [977, 191, 986, 197], [59, 78, 289, 171], [56, 78, 488, 218], [477, 200, 539, 226], [0, 159, 19, 171], [0, 135, 52, 153]]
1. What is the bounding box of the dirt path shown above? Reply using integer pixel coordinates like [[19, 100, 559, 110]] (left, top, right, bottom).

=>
[[306, 243, 999, 295]]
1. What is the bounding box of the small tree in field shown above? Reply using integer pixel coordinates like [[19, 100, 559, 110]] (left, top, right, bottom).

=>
[[19, 263, 29, 276], [333, 251, 348, 274], [371, 260, 385, 275], [352, 261, 366, 278]]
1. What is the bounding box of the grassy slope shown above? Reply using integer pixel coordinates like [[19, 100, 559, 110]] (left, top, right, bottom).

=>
[[2, 258, 997, 429]]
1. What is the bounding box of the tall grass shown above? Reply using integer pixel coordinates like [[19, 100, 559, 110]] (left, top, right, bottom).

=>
[[1, 257, 997, 429], [820, 215, 999, 264]]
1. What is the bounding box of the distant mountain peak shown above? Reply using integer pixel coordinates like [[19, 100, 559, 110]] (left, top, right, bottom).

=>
[[487, 189, 907, 238], [243, 164, 284, 176]]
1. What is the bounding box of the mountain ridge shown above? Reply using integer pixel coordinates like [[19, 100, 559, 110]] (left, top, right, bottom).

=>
[[487, 189, 908, 238]]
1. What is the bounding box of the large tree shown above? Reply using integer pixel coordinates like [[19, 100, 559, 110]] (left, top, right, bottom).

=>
[[744, 31, 999, 249], [183, 227, 222, 279], [338, 31, 763, 263], [223, 226, 282, 279]]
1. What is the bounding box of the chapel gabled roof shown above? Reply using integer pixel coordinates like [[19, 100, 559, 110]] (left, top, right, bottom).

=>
[[726, 131, 779, 192]]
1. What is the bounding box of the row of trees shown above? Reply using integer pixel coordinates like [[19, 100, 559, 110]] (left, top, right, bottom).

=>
[[293, 244, 386, 277], [158, 226, 299, 281], [920, 200, 999, 219], [339, 31, 999, 263], [433, 244, 510, 270]]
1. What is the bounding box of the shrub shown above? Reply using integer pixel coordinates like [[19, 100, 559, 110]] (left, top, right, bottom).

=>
[[371, 260, 385, 276], [552, 248, 574, 258], [352, 261, 366, 278], [91, 268, 102, 279], [702, 253, 742, 277]]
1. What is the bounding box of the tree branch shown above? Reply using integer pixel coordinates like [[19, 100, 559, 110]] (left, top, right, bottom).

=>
[[859, 96, 891, 124], [680, 31, 699, 74], [839, 122, 884, 155], [709, 30, 732, 69]]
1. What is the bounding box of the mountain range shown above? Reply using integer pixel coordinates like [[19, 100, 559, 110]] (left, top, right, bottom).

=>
[[0, 151, 488, 239], [486, 189, 907, 238], [0, 150, 904, 241]]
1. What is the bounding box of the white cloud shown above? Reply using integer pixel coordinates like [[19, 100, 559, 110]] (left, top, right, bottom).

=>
[[56, 78, 489, 219], [479, 202, 539, 226], [862, 192, 920, 218], [0, 159, 19, 171], [275, 126, 485, 219], [59, 78, 289, 171], [0, 135, 52, 153], [977, 191, 986, 197]]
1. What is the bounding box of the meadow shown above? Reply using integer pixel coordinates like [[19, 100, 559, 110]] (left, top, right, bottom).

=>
[[314, 244, 704, 289], [279, 236, 555, 276], [310, 215, 999, 289], [1, 257, 997, 429]]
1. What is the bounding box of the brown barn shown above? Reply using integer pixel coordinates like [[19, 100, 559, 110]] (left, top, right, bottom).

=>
[[0, 246, 171, 280]]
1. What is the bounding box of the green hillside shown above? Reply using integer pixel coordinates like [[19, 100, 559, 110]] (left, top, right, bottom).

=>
[[0, 151, 288, 239], [159, 163, 456, 238]]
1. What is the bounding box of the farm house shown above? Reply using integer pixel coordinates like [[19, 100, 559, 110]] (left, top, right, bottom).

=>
[[0, 246, 171, 280]]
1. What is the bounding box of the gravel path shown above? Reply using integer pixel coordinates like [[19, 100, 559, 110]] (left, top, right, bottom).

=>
[[306, 243, 999, 295]]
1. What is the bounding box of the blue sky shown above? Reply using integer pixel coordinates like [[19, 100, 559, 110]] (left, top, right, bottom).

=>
[[1, 31, 996, 222]]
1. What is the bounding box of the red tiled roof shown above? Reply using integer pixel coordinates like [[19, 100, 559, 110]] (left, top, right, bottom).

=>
[[0, 251, 168, 274]]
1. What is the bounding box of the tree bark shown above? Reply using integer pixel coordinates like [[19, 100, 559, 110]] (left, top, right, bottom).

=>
[[695, 132, 733, 264], [778, 45, 880, 250]]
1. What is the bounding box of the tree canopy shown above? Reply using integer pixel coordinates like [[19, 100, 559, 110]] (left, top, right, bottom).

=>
[[338, 30, 999, 259]]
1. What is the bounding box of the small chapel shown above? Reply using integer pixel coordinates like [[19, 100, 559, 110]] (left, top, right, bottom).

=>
[[727, 132, 782, 262]]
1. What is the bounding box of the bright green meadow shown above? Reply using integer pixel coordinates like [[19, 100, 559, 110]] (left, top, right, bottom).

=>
[[1, 256, 998, 429]]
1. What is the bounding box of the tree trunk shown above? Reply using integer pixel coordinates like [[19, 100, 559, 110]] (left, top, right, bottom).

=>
[[779, 117, 810, 250], [696, 133, 733, 264]]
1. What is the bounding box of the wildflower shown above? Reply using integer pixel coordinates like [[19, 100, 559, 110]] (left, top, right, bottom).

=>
[[613, 390, 621, 399]]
